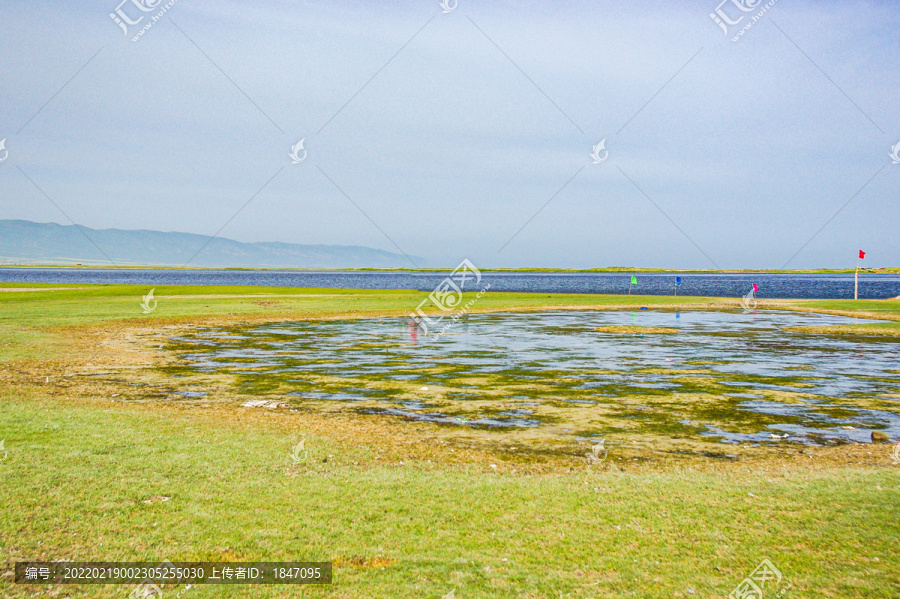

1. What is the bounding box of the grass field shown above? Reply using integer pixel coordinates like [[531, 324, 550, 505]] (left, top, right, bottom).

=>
[[1, 284, 899, 598]]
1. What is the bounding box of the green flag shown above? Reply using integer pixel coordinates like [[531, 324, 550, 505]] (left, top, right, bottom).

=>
[[630, 276, 637, 285]]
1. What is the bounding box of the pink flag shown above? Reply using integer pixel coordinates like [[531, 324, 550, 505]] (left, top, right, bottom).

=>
[[752, 283, 758, 293]]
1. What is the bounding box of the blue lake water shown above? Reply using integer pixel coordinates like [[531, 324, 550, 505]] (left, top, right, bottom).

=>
[[2, 268, 900, 299]]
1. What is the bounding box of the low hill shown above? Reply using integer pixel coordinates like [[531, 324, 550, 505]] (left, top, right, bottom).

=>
[[0, 220, 423, 268]]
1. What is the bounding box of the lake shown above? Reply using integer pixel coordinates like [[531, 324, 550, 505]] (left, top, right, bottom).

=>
[[2, 268, 900, 299]]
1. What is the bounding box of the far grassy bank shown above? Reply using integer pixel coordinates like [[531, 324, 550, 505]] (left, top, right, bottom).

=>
[[1, 285, 898, 363]]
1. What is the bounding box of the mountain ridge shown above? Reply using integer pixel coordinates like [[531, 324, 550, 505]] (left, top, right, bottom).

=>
[[0, 220, 424, 268]]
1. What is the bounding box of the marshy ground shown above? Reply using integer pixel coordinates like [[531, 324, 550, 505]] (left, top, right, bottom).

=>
[[151, 309, 900, 467]]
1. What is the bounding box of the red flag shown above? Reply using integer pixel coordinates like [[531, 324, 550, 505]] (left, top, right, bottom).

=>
[[859, 250, 866, 259]]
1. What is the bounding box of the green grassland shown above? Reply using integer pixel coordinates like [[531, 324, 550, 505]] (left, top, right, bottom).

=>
[[1, 284, 899, 598]]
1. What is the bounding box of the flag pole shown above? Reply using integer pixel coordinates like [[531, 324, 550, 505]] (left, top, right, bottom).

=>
[[855, 262, 859, 300]]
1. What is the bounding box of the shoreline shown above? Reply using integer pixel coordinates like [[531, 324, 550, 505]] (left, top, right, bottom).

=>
[[1, 263, 898, 274]]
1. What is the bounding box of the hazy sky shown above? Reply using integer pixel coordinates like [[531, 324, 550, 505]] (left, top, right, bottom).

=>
[[1, 0, 898, 268]]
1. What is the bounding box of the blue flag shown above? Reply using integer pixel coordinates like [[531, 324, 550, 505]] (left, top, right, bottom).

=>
[[675, 277, 682, 285]]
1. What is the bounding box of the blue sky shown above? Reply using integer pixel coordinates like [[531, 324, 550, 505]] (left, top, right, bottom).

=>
[[1, 0, 898, 268]]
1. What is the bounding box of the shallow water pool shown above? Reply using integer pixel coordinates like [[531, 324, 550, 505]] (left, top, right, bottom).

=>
[[164, 310, 900, 446]]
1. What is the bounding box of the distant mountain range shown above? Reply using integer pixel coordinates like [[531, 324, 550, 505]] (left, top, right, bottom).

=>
[[0, 220, 424, 268]]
